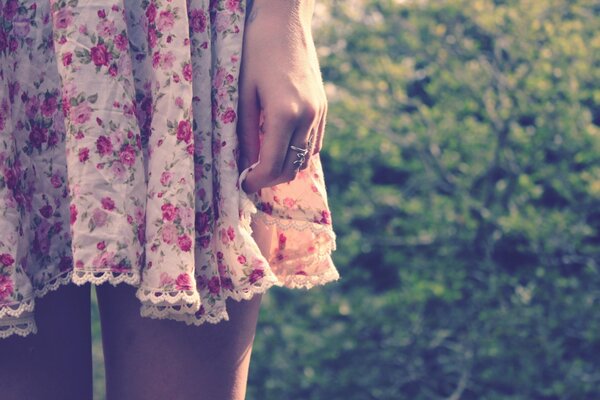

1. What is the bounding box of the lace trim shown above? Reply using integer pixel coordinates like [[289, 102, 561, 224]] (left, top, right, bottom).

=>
[[138, 264, 340, 325], [34, 269, 74, 298], [275, 266, 341, 289], [135, 286, 201, 310], [140, 304, 229, 325], [253, 209, 337, 238], [0, 269, 74, 319], [0, 318, 37, 339], [0, 298, 35, 319], [71, 269, 140, 286]]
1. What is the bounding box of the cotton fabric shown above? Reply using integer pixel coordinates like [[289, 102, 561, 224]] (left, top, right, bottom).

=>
[[0, 0, 339, 338]]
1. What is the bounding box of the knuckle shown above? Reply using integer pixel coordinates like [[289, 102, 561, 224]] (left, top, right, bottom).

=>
[[275, 104, 302, 122], [300, 103, 318, 122]]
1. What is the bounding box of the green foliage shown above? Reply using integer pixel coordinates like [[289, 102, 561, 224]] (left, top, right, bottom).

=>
[[248, 1, 600, 399]]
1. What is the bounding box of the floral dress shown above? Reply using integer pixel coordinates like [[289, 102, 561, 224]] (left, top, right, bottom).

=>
[[0, 0, 339, 338]]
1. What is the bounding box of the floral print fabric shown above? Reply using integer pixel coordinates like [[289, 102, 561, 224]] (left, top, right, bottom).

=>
[[0, 0, 338, 338]]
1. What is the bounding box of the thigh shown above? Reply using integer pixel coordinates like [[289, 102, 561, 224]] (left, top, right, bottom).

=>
[[0, 282, 93, 400], [96, 282, 262, 400]]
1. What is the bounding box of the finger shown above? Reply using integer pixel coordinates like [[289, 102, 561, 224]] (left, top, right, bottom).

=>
[[236, 79, 261, 174], [299, 126, 317, 171], [313, 102, 327, 154], [275, 100, 318, 180], [242, 105, 297, 192]]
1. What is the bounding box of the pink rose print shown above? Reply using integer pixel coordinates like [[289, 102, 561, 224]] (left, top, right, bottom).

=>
[[189, 9, 206, 33], [195, 211, 210, 235], [0, 275, 14, 303], [92, 251, 115, 269], [283, 197, 296, 208], [97, 19, 116, 37], [50, 174, 62, 188], [249, 269, 265, 284], [175, 273, 193, 290], [179, 207, 194, 228], [96, 135, 113, 156], [69, 204, 78, 225], [146, 3, 157, 23], [159, 272, 175, 287], [226, 0, 240, 12], [78, 147, 90, 162], [320, 210, 331, 224], [177, 234, 192, 252], [279, 233, 287, 249], [176, 120, 192, 143], [101, 196, 115, 210], [208, 276, 220, 294], [160, 171, 173, 186], [39, 204, 53, 218], [220, 107, 236, 124], [41, 96, 58, 117], [91, 208, 109, 227], [237, 255, 246, 264], [161, 203, 178, 221], [183, 63, 193, 82], [70, 102, 92, 124], [54, 9, 73, 29], [161, 223, 177, 244], [160, 51, 175, 69], [29, 124, 48, 150], [114, 33, 128, 51], [157, 10, 175, 31], [90, 43, 111, 67], [0, 254, 15, 267], [119, 144, 136, 166]]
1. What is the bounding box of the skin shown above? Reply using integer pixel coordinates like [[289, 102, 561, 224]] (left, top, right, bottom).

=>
[[0, 1, 325, 398], [237, 0, 328, 193]]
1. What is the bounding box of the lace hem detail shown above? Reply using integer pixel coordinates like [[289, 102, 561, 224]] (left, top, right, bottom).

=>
[[0, 298, 35, 319], [135, 286, 201, 310], [71, 269, 140, 286], [140, 304, 229, 325], [34, 269, 74, 297], [253, 210, 337, 239], [0, 269, 74, 319], [275, 265, 341, 289], [0, 318, 37, 339], [138, 263, 339, 325]]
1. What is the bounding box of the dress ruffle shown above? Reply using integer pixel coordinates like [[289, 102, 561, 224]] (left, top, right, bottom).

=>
[[0, 0, 339, 338]]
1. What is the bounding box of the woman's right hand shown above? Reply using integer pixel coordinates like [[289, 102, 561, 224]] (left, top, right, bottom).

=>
[[236, 0, 328, 194]]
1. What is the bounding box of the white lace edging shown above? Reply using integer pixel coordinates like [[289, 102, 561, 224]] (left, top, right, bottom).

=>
[[140, 303, 230, 325], [274, 266, 341, 289], [0, 318, 37, 339], [253, 210, 338, 240], [71, 269, 140, 286], [135, 286, 201, 310], [0, 297, 35, 319], [138, 264, 340, 325]]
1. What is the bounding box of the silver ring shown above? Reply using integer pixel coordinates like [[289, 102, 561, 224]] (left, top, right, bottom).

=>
[[290, 145, 308, 168]]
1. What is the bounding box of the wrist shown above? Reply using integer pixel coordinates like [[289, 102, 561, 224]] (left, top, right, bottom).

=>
[[247, 0, 315, 27]]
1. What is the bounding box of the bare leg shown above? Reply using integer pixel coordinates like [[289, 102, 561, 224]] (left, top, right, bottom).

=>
[[96, 283, 262, 400], [0, 282, 93, 400]]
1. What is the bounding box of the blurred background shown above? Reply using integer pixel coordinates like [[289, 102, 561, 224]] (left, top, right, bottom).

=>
[[92, 0, 600, 398]]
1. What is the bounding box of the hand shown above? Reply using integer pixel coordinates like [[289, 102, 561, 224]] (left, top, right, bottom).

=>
[[236, 0, 328, 193]]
